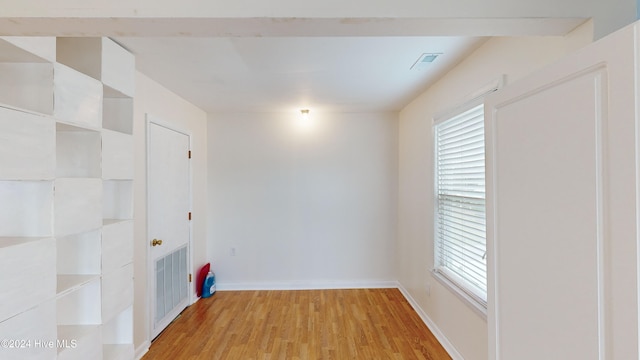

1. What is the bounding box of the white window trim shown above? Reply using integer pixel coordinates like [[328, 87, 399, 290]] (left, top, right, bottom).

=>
[[432, 269, 488, 319], [433, 77, 504, 123], [431, 76, 504, 317]]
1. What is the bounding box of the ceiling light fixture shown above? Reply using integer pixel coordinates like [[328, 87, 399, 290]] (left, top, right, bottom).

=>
[[410, 53, 442, 71], [295, 109, 313, 133]]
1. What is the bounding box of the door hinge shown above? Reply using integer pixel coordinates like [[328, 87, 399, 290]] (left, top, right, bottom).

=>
[[188, 150, 192, 159], [188, 273, 192, 283], [188, 212, 192, 220]]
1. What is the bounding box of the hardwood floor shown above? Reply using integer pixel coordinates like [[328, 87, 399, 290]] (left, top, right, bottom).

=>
[[143, 288, 452, 360]]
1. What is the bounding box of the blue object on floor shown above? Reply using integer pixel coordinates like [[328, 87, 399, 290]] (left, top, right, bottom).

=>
[[202, 270, 216, 298]]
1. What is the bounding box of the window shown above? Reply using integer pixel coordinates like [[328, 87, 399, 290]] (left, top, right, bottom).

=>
[[434, 103, 487, 308]]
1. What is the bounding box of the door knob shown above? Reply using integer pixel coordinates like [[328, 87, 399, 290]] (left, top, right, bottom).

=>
[[152, 238, 163, 246]]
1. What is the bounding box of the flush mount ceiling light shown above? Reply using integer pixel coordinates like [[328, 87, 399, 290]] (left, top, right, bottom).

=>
[[410, 53, 442, 71], [295, 109, 314, 132]]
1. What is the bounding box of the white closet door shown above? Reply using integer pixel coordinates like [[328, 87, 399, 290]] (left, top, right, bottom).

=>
[[147, 119, 191, 340], [485, 22, 639, 360]]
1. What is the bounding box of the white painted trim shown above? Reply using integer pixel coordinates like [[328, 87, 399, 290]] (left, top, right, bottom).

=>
[[634, 20, 640, 360], [433, 75, 505, 125], [217, 280, 398, 291], [431, 76, 503, 321], [593, 71, 607, 360], [636, 22, 640, 360], [134, 341, 150, 360], [432, 270, 487, 320], [397, 284, 465, 360]]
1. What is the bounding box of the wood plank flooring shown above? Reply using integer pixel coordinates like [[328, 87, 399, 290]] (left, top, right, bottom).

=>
[[143, 288, 452, 360]]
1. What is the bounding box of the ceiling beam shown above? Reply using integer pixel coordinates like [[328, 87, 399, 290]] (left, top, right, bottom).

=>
[[0, 17, 587, 37], [0, 0, 634, 38]]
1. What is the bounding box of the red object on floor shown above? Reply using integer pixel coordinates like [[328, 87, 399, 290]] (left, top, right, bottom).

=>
[[196, 263, 210, 297]]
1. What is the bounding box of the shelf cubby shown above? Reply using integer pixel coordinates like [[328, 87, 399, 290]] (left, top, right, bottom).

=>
[[54, 178, 102, 237], [0, 237, 56, 322], [57, 278, 101, 326], [57, 324, 102, 360], [102, 264, 133, 324], [0, 106, 55, 180], [0, 36, 56, 63], [57, 37, 134, 98], [102, 306, 133, 360], [53, 63, 102, 129], [0, 62, 54, 115], [57, 275, 101, 298], [57, 229, 101, 298], [56, 123, 101, 178], [102, 129, 133, 180], [103, 180, 133, 221], [0, 37, 55, 115], [57, 230, 101, 276], [0, 181, 54, 237], [0, 300, 57, 360], [102, 220, 133, 274], [103, 97, 133, 134]]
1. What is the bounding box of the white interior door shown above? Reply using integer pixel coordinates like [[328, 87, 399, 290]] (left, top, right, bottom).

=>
[[147, 119, 191, 339], [485, 22, 640, 360]]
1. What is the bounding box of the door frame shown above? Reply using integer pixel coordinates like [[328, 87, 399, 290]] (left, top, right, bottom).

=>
[[145, 113, 194, 340]]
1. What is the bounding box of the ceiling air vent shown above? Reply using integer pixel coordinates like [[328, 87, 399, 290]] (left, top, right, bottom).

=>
[[410, 53, 441, 71]]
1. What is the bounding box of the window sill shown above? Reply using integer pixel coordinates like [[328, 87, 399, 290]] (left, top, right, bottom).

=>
[[432, 270, 487, 321]]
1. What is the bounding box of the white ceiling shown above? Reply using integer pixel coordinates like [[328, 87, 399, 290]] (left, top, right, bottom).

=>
[[116, 36, 486, 113], [0, 5, 586, 115]]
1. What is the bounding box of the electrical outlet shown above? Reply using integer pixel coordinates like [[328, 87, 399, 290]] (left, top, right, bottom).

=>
[[230, 247, 236, 256]]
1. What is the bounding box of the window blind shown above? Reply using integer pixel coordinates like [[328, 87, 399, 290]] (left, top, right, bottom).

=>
[[434, 103, 487, 306]]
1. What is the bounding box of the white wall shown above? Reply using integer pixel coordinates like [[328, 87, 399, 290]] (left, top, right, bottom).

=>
[[397, 21, 594, 360], [132, 72, 208, 356], [207, 112, 397, 289]]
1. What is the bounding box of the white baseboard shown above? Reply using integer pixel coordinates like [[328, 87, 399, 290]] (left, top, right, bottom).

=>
[[217, 280, 398, 291], [396, 284, 464, 360], [135, 341, 150, 360]]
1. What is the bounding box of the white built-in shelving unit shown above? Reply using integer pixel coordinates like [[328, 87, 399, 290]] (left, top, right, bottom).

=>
[[0, 36, 134, 360]]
